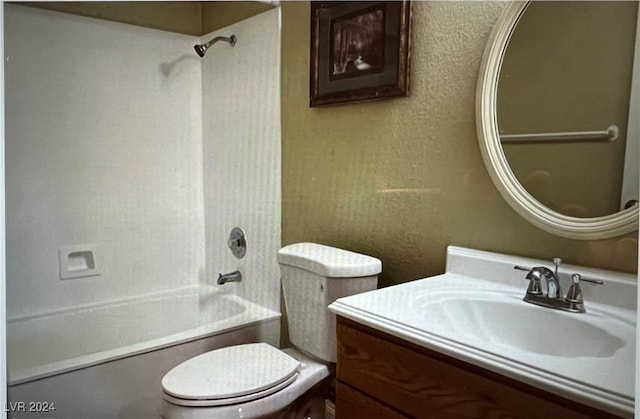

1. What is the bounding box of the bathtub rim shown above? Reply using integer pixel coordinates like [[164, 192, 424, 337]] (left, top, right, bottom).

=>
[[8, 285, 221, 323], [7, 286, 280, 386]]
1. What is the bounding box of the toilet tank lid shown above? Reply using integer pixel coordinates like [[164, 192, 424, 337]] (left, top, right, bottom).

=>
[[278, 243, 382, 278]]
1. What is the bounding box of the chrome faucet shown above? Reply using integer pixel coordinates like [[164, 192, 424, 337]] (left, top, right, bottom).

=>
[[534, 266, 562, 299], [218, 270, 242, 285], [514, 258, 603, 313]]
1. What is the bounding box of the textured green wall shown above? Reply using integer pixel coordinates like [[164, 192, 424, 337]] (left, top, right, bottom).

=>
[[281, 1, 638, 288], [201, 1, 273, 34]]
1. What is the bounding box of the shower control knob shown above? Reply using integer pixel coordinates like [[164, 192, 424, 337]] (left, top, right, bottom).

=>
[[228, 227, 247, 259]]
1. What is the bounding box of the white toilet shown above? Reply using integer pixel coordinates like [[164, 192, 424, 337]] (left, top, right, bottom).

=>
[[160, 243, 382, 419]]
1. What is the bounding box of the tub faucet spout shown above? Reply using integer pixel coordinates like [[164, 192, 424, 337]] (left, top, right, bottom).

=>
[[218, 270, 242, 285]]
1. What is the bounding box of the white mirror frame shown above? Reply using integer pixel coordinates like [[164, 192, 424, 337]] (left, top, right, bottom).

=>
[[476, 1, 639, 240]]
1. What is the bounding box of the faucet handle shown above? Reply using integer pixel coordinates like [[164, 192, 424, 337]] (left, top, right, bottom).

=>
[[576, 275, 604, 286], [565, 274, 583, 303], [566, 274, 603, 303]]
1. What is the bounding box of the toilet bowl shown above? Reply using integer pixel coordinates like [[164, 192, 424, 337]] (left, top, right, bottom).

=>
[[160, 243, 381, 419]]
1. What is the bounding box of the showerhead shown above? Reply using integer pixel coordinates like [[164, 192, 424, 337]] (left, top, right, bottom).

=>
[[194, 43, 207, 57], [194, 35, 237, 58]]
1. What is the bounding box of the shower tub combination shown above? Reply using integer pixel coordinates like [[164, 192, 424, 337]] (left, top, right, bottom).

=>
[[5, 4, 283, 418], [7, 288, 280, 419]]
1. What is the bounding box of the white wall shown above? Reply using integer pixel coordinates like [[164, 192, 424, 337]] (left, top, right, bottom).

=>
[[5, 5, 205, 318], [202, 9, 282, 312]]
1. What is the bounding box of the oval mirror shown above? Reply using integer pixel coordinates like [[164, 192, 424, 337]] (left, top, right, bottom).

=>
[[477, 1, 639, 240]]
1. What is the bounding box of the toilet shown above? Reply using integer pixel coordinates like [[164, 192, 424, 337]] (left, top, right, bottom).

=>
[[160, 243, 382, 419]]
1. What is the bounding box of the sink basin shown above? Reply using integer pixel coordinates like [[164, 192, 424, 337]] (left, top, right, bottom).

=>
[[413, 293, 627, 358]]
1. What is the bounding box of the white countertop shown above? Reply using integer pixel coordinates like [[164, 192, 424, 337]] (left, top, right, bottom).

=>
[[329, 246, 636, 417]]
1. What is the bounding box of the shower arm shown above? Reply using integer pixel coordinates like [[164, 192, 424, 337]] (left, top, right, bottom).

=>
[[194, 35, 237, 57]]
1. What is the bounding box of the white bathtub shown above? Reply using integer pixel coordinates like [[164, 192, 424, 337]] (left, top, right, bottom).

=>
[[7, 287, 280, 418]]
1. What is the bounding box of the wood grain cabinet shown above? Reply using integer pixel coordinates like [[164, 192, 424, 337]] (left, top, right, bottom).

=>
[[335, 317, 622, 419]]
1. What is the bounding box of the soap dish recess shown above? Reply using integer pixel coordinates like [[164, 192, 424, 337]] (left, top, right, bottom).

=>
[[59, 245, 101, 280]]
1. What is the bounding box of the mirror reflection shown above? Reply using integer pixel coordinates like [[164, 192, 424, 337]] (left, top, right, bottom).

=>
[[497, 1, 639, 218]]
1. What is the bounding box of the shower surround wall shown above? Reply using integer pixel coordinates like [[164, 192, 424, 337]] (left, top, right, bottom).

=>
[[5, 4, 281, 319], [202, 10, 282, 313], [6, 5, 204, 318]]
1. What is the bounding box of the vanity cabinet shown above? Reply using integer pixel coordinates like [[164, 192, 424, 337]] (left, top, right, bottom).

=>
[[335, 317, 622, 419]]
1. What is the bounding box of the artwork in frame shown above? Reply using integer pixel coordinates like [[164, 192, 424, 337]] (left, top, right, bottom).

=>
[[310, 1, 412, 107]]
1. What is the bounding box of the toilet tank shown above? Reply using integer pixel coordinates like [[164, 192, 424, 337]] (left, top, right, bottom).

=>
[[278, 243, 381, 362]]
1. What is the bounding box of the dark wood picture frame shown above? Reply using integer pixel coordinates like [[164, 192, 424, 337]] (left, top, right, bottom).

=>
[[310, 1, 412, 107]]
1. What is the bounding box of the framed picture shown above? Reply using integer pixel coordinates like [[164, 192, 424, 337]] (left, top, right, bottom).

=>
[[310, 1, 412, 107]]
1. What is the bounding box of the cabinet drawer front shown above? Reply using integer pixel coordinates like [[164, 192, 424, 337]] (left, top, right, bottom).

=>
[[336, 382, 408, 419], [337, 319, 615, 419]]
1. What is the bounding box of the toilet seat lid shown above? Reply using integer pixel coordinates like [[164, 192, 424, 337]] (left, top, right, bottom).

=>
[[161, 343, 301, 401]]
